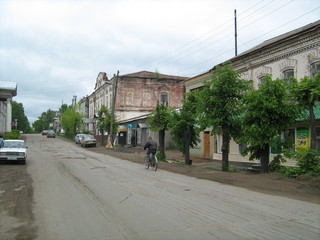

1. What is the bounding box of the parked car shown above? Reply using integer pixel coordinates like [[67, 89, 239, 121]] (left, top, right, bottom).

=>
[[42, 130, 48, 136], [47, 130, 56, 138], [74, 133, 85, 144], [0, 139, 28, 164], [80, 134, 97, 147]]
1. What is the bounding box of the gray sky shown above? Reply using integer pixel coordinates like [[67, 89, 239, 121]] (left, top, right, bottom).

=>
[[0, 0, 319, 125]]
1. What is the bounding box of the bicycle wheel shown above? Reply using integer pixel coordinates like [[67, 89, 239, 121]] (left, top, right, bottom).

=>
[[144, 155, 149, 169], [152, 156, 158, 171]]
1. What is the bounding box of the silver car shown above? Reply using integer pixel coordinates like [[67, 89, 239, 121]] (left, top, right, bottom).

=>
[[74, 134, 85, 144], [0, 139, 28, 164], [80, 134, 97, 147]]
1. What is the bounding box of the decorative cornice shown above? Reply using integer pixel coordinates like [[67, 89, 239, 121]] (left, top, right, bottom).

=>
[[233, 32, 320, 73]]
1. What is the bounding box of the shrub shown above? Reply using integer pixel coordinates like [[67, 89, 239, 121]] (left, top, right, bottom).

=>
[[3, 131, 20, 139], [284, 148, 320, 178], [268, 154, 287, 172]]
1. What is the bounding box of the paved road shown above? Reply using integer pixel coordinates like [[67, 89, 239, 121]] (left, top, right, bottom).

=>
[[25, 134, 320, 240]]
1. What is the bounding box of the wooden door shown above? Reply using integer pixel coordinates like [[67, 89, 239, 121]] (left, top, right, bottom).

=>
[[204, 131, 211, 158]]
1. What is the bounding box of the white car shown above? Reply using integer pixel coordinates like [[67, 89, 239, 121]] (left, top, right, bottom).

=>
[[0, 139, 28, 165], [80, 134, 97, 147]]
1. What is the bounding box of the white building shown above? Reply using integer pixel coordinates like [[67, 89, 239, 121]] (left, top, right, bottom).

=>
[[0, 81, 17, 134], [185, 20, 320, 161]]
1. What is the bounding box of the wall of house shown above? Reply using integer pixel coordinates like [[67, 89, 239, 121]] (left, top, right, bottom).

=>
[[115, 77, 185, 122], [186, 21, 320, 162]]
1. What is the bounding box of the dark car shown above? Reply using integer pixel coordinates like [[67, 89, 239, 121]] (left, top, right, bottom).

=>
[[47, 130, 56, 138], [80, 134, 97, 147], [42, 130, 48, 136]]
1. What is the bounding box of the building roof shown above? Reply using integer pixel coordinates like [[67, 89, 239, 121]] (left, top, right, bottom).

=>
[[0, 81, 17, 98], [230, 20, 320, 60], [120, 70, 188, 81]]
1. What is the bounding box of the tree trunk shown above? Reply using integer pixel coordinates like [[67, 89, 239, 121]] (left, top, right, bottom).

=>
[[185, 131, 191, 165], [159, 129, 166, 160], [260, 145, 270, 173], [309, 104, 316, 150], [221, 126, 229, 171]]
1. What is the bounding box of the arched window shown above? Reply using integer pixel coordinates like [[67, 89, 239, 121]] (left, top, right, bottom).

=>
[[310, 61, 320, 77], [283, 69, 294, 85]]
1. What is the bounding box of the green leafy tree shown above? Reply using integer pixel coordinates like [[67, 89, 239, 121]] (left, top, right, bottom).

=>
[[147, 104, 171, 160], [32, 109, 56, 133], [197, 62, 251, 171], [61, 106, 82, 138], [12, 101, 31, 133], [96, 105, 117, 145], [240, 76, 299, 172], [59, 103, 68, 114], [169, 92, 201, 165], [292, 72, 320, 150]]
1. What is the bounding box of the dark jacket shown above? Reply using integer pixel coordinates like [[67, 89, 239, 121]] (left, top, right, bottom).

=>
[[144, 140, 157, 153]]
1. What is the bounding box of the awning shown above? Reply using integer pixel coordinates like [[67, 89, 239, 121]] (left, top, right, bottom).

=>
[[138, 123, 147, 128], [118, 125, 127, 132]]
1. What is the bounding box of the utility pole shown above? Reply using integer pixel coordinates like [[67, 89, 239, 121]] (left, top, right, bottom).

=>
[[234, 9, 238, 56], [106, 70, 119, 148]]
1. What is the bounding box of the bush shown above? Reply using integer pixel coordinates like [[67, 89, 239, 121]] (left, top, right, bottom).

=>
[[3, 131, 20, 139], [284, 148, 320, 178], [268, 154, 287, 172]]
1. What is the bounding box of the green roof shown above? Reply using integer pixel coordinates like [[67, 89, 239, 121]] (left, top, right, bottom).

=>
[[296, 102, 320, 121]]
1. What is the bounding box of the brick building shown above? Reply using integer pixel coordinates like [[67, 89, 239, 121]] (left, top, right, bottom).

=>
[[88, 70, 187, 146]]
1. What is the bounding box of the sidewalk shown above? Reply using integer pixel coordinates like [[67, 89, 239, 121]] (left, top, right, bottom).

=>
[[100, 145, 256, 172]]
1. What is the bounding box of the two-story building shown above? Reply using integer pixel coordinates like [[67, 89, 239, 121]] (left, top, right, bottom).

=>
[[186, 20, 320, 161], [87, 70, 187, 146]]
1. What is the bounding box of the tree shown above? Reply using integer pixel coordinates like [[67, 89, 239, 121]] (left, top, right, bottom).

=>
[[12, 101, 31, 133], [292, 72, 320, 150], [32, 109, 56, 133], [197, 62, 251, 171], [169, 92, 201, 165], [240, 76, 299, 172], [61, 106, 82, 138], [147, 103, 171, 160], [96, 106, 111, 145]]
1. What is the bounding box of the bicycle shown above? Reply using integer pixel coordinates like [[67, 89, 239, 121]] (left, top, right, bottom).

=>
[[144, 153, 158, 171]]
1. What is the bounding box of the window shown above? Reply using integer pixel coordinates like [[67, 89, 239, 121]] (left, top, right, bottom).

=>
[[283, 129, 295, 152], [238, 144, 247, 155], [160, 93, 168, 106], [283, 69, 294, 85], [310, 61, 320, 77], [258, 76, 265, 85]]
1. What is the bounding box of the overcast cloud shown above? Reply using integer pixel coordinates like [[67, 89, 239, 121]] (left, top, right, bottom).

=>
[[0, 0, 319, 125]]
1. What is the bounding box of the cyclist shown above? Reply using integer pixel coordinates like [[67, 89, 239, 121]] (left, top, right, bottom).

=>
[[143, 136, 157, 162]]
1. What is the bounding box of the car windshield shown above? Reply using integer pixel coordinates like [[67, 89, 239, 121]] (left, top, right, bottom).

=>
[[85, 135, 94, 139], [3, 141, 25, 148]]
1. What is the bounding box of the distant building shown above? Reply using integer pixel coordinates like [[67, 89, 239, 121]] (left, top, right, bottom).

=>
[[0, 81, 17, 133]]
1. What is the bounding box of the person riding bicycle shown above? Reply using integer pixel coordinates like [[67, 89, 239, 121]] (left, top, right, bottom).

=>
[[143, 136, 157, 162]]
